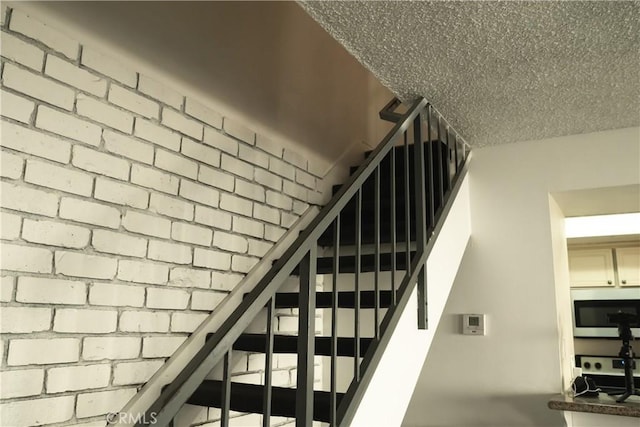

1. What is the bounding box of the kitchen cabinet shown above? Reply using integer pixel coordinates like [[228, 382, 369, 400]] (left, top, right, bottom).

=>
[[616, 247, 640, 286], [568, 246, 640, 288], [568, 248, 615, 287]]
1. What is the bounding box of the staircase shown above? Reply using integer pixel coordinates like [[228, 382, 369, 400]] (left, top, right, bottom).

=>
[[127, 98, 470, 427]]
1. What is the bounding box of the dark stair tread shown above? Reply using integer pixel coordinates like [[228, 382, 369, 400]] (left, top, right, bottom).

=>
[[272, 290, 393, 309], [290, 251, 416, 275], [187, 380, 343, 423], [206, 333, 373, 357]]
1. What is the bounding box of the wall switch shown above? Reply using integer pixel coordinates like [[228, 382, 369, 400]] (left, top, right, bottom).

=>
[[462, 314, 486, 335]]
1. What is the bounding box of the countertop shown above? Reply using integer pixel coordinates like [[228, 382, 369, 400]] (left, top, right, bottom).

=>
[[548, 393, 640, 418]]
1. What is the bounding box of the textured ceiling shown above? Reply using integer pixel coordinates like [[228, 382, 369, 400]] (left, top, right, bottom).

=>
[[300, 1, 640, 147]]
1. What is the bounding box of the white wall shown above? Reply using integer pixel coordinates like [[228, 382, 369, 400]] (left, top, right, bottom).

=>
[[402, 127, 640, 426]]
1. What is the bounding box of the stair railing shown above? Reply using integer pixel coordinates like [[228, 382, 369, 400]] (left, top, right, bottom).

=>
[[135, 97, 470, 426]]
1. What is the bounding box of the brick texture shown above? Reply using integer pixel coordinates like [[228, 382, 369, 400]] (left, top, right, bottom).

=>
[[0, 6, 328, 424]]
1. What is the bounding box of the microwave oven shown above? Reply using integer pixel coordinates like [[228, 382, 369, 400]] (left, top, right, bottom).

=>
[[571, 288, 640, 338]]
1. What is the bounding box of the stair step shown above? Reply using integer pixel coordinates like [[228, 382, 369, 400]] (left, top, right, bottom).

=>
[[206, 333, 373, 357], [272, 290, 394, 309], [187, 380, 342, 423], [289, 251, 415, 274]]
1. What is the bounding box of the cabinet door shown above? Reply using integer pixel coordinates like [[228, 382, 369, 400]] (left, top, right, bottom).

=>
[[568, 249, 615, 287], [616, 247, 640, 287]]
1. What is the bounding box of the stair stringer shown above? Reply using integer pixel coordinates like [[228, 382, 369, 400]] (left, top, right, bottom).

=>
[[348, 173, 471, 427]]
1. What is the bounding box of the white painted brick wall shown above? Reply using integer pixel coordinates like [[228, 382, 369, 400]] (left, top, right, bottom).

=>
[[0, 306, 51, 333], [113, 359, 164, 386], [53, 308, 118, 333], [104, 130, 154, 164], [135, 117, 181, 151], [118, 259, 169, 285], [16, 276, 87, 305], [169, 267, 211, 288], [156, 148, 198, 179], [122, 210, 171, 238], [59, 197, 121, 228], [2, 243, 53, 273], [0, 151, 24, 179], [46, 364, 111, 393], [180, 179, 220, 207], [45, 54, 107, 97], [0, 395, 75, 426], [0, 31, 44, 70], [25, 158, 93, 196], [170, 312, 208, 332], [199, 164, 234, 191], [7, 338, 80, 365], [1, 276, 15, 302], [22, 218, 90, 248], [94, 177, 149, 209], [185, 98, 223, 129], [213, 231, 248, 253], [148, 239, 192, 264], [0, 6, 330, 423], [162, 108, 204, 140], [1, 88, 35, 123], [1, 211, 22, 239], [131, 163, 180, 194], [92, 229, 147, 258], [89, 282, 145, 307], [72, 145, 130, 181], [36, 105, 102, 147], [55, 251, 117, 279], [75, 388, 137, 418], [138, 74, 183, 108], [195, 205, 232, 229], [109, 84, 160, 118], [82, 336, 141, 361], [3, 63, 75, 110], [147, 287, 190, 309], [77, 94, 134, 133], [10, 8, 79, 59], [0, 368, 44, 398], [142, 336, 187, 358], [2, 120, 71, 163], [81, 46, 138, 87], [119, 311, 170, 332], [180, 137, 220, 167], [172, 221, 213, 246], [204, 127, 239, 155]]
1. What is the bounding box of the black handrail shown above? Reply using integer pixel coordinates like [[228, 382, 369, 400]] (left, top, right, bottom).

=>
[[135, 97, 470, 426]]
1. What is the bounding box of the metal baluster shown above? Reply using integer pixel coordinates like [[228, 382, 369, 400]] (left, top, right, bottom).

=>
[[413, 113, 427, 329], [453, 132, 459, 176], [403, 132, 411, 274], [435, 114, 444, 211], [263, 298, 275, 427], [354, 189, 362, 381], [330, 215, 340, 426], [426, 106, 435, 235], [374, 166, 381, 339], [390, 148, 397, 306], [296, 246, 317, 427], [445, 126, 452, 189], [221, 350, 231, 427]]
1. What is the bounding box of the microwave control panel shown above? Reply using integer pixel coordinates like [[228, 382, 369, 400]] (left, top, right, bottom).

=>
[[576, 355, 638, 376]]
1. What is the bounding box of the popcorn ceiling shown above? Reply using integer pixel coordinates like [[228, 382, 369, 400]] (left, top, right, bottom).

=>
[[300, 1, 640, 147]]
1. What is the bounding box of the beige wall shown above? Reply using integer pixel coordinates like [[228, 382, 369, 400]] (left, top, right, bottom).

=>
[[403, 127, 640, 426], [13, 1, 393, 176]]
